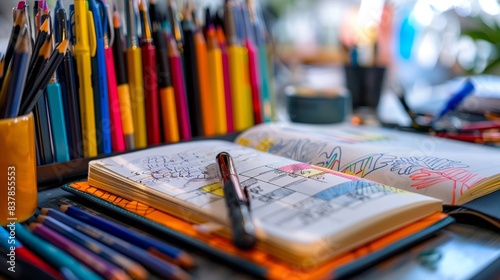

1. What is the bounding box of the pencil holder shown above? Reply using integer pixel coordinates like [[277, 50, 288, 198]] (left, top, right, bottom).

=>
[[0, 113, 37, 226], [343, 65, 386, 110]]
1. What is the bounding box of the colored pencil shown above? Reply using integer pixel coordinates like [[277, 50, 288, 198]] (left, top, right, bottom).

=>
[[125, 0, 148, 149], [182, 4, 204, 137], [102, 0, 126, 153], [41, 208, 190, 280], [167, 32, 192, 141], [37, 214, 149, 280], [55, 0, 83, 159], [215, 15, 234, 133], [1, 27, 31, 118], [0, 225, 61, 279], [74, 0, 98, 158], [139, 0, 161, 146], [29, 223, 131, 280], [14, 223, 101, 280], [149, 0, 179, 143], [112, 7, 135, 150], [2, 8, 26, 84], [241, 3, 263, 125], [59, 205, 194, 268], [193, 7, 216, 137], [88, 0, 112, 155], [205, 11, 227, 135]]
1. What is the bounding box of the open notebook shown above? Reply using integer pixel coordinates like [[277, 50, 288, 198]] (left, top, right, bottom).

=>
[[88, 140, 442, 267]]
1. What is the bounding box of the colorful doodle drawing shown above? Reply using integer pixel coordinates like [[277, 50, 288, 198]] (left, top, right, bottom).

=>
[[389, 156, 484, 205], [340, 153, 397, 177], [390, 157, 469, 175], [251, 137, 342, 171]]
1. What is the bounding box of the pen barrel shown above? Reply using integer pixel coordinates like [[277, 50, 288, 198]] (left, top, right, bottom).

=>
[[223, 181, 256, 250]]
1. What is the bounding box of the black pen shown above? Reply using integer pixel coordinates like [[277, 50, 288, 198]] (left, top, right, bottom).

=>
[[215, 151, 256, 250]]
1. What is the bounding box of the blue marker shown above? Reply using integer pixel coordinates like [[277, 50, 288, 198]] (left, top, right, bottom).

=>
[[88, 0, 112, 155], [432, 78, 475, 124]]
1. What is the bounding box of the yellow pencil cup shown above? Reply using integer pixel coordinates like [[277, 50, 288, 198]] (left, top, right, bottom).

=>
[[0, 113, 37, 226]]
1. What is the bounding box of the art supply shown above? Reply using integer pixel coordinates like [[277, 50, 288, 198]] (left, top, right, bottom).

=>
[[192, 7, 216, 137], [432, 78, 475, 124], [37, 214, 149, 280], [0, 223, 60, 279], [225, 0, 254, 131], [112, 7, 135, 150], [1, 27, 31, 118], [14, 223, 101, 280], [59, 204, 194, 268], [29, 222, 130, 280], [167, 33, 192, 140], [74, 0, 98, 157], [215, 17, 234, 132], [215, 151, 256, 250], [149, 0, 179, 143], [41, 208, 190, 280], [125, 0, 147, 149], [182, 4, 204, 137], [55, 0, 83, 159], [88, 0, 112, 155], [102, 0, 126, 153], [139, 0, 161, 146], [205, 12, 227, 135]]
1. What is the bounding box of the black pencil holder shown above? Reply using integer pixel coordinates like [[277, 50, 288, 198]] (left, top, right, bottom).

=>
[[344, 65, 386, 110]]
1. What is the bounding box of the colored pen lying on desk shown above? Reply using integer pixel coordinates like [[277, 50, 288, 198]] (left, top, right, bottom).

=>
[[59, 205, 195, 268], [37, 214, 149, 280], [112, 7, 135, 150], [41, 208, 190, 280], [149, 0, 179, 143], [139, 0, 161, 145]]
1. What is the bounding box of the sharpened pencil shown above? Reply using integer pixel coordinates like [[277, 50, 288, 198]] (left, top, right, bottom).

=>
[[60, 204, 195, 269], [29, 223, 131, 280], [1, 27, 31, 118], [167, 32, 192, 140], [42, 208, 190, 280], [38, 214, 149, 280]]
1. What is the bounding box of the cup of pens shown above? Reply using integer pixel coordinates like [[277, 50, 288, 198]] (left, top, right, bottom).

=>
[[0, 113, 38, 226], [343, 65, 386, 118]]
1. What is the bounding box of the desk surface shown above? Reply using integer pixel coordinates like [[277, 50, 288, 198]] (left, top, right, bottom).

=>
[[38, 187, 500, 280]]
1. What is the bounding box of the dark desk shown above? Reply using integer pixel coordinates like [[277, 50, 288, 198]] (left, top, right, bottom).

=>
[[38, 187, 500, 280]]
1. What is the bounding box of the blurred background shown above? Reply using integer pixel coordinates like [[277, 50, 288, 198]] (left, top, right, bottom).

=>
[[3, 0, 500, 124]]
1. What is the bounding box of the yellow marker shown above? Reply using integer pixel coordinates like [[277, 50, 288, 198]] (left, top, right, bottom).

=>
[[206, 26, 227, 135], [125, 0, 147, 149], [74, 0, 97, 157], [225, 0, 253, 131]]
